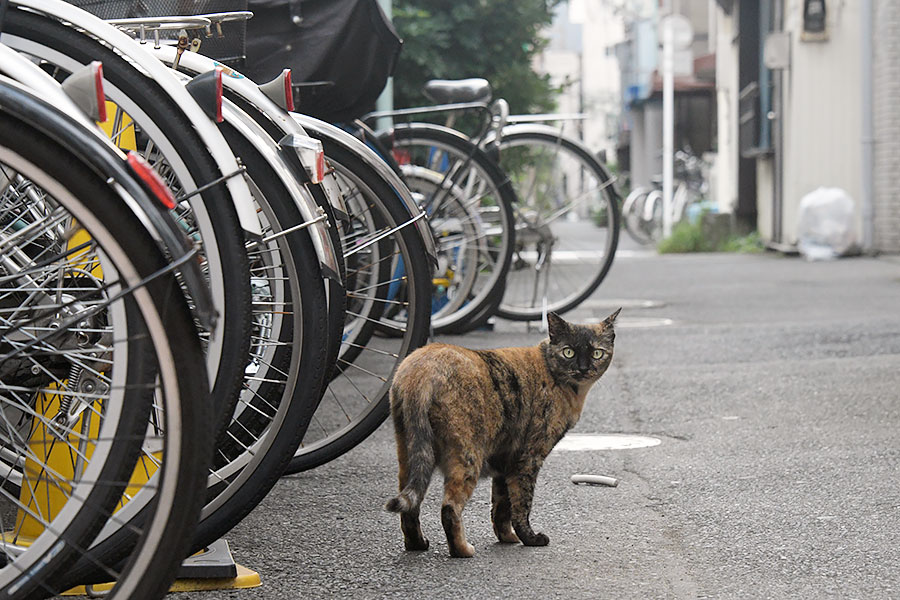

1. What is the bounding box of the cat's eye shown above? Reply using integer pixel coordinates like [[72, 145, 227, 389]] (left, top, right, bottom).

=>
[[562, 347, 575, 359], [593, 349, 606, 359]]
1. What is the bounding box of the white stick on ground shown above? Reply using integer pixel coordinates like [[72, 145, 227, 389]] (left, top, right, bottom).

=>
[[570, 474, 619, 487]]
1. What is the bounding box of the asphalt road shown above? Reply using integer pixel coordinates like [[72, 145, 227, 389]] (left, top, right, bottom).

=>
[[185, 245, 900, 599]]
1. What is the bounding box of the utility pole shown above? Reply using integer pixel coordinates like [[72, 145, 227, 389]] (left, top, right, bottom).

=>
[[375, 0, 393, 131], [660, 10, 692, 238], [662, 14, 674, 238]]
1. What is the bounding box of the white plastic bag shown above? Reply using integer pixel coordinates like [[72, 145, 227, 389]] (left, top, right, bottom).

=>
[[795, 187, 856, 261]]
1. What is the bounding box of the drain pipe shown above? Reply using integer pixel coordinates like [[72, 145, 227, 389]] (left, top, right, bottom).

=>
[[860, 0, 874, 252]]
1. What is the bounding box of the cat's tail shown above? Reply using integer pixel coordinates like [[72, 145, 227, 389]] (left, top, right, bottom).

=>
[[385, 379, 435, 514]]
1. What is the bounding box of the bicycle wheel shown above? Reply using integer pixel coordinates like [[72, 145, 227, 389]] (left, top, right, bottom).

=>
[[2, 8, 252, 442], [495, 126, 620, 320], [45, 116, 329, 587], [0, 111, 210, 600], [642, 189, 664, 243], [622, 187, 655, 245], [285, 138, 432, 474], [188, 117, 330, 549], [205, 85, 348, 383], [389, 123, 516, 334]]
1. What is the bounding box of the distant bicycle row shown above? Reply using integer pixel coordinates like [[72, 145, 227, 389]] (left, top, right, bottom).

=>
[[0, 0, 620, 597]]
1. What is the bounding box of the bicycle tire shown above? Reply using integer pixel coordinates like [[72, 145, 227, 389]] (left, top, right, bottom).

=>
[[494, 127, 620, 320], [0, 112, 210, 600], [285, 138, 432, 474], [1, 9, 252, 442], [388, 123, 516, 334], [642, 189, 664, 243], [187, 118, 330, 549], [44, 113, 332, 584], [0, 113, 152, 599], [209, 86, 348, 382], [622, 187, 655, 245]]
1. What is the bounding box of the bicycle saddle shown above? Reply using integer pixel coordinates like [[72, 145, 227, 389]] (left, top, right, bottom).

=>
[[423, 78, 492, 104]]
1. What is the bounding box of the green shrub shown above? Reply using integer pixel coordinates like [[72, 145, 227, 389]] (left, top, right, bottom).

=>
[[720, 231, 764, 253], [657, 220, 713, 253], [657, 220, 764, 254]]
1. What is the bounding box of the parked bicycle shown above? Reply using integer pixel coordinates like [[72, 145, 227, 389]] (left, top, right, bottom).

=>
[[0, 40, 213, 599], [364, 78, 621, 321], [622, 147, 708, 245]]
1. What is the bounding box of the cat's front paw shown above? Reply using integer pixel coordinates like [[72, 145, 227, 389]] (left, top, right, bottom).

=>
[[404, 536, 429, 551], [521, 532, 549, 546], [449, 542, 476, 558]]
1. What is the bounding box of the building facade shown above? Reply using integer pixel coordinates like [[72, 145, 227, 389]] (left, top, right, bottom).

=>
[[714, 0, 900, 253], [534, 1, 625, 163], [871, 0, 900, 252], [611, 1, 717, 194]]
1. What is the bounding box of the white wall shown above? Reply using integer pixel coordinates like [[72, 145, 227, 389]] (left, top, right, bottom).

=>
[[579, 2, 624, 161], [774, 0, 863, 245]]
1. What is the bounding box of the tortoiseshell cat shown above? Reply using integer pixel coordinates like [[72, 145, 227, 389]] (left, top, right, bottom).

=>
[[385, 309, 620, 558]]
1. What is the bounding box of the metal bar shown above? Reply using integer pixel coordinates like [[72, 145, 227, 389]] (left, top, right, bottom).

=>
[[260, 209, 328, 243], [362, 101, 490, 122], [173, 166, 247, 202], [342, 211, 427, 259], [506, 113, 589, 123]]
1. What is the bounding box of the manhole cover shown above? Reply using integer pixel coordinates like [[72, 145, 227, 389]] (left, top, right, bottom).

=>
[[554, 433, 661, 451], [584, 316, 674, 328]]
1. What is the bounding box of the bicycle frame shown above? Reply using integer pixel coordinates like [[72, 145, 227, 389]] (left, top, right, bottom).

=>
[[364, 96, 509, 150], [483, 122, 619, 194], [364, 101, 491, 127]]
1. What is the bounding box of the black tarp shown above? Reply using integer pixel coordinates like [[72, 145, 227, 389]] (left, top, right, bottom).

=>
[[244, 0, 401, 122]]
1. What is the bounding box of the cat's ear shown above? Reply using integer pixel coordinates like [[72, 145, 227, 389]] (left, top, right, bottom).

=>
[[604, 307, 622, 326], [547, 311, 570, 342]]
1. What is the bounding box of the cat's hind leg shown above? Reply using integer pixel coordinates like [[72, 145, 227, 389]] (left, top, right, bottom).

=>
[[392, 417, 430, 551], [441, 456, 480, 558], [400, 507, 428, 551], [490, 477, 520, 544]]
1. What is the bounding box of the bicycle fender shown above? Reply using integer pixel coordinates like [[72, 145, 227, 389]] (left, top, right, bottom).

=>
[[219, 100, 341, 280], [6, 0, 262, 238], [390, 121, 473, 143], [150, 46, 350, 223], [163, 67, 340, 281], [0, 77, 218, 329]]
